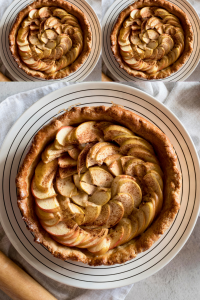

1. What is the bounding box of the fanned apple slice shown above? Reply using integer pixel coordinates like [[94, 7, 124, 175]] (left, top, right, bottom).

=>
[[147, 170, 163, 190], [35, 206, 55, 220], [77, 143, 93, 175], [112, 134, 135, 145], [79, 228, 108, 248], [56, 176, 75, 197], [40, 215, 61, 227], [58, 154, 77, 168], [74, 206, 85, 225], [94, 121, 113, 131], [32, 177, 56, 199], [127, 217, 139, 241], [73, 174, 82, 191], [35, 160, 57, 192], [54, 126, 74, 149], [68, 148, 80, 160], [86, 142, 111, 168], [87, 237, 111, 255], [143, 172, 163, 202], [89, 188, 111, 206], [108, 159, 123, 176], [108, 225, 124, 250], [130, 208, 146, 235], [71, 192, 88, 207], [103, 125, 133, 141], [120, 137, 154, 155], [53, 226, 80, 243], [104, 154, 122, 166], [140, 7, 153, 18], [112, 193, 134, 217], [124, 158, 144, 176], [79, 181, 96, 195], [83, 203, 101, 224], [117, 218, 132, 246], [81, 170, 93, 184], [89, 167, 113, 188], [128, 147, 159, 164], [59, 166, 77, 178], [90, 204, 110, 227], [59, 229, 90, 247], [95, 145, 120, 164], [120, 156, 135, 170], [65, 128, 77, 144], [35, 197, 60, 213], [106, 200, 124, 227], [42, 143, 73, 163], [74, 121, 103, 144], [140, 201, 155, 230], [43, 220, 78, 237], [116, 178, 142, 207]]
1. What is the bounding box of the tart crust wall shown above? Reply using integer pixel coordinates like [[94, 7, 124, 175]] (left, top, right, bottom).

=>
[[110, 0, 193, 80], [9, 0, 92, 80], [16, 106, 181, 266]]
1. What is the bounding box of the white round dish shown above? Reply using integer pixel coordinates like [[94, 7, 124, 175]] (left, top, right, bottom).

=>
[[0, 0, 101, 82], [102, 0, 200, 82], [0, 82, 199, 289]]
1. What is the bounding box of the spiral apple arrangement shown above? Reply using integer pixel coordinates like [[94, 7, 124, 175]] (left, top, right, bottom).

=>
[[32, 121, 164, 255]]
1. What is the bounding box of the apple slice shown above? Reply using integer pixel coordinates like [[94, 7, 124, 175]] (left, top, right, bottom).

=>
[[58, 154, 77, 168], [55, 126, 74, 148], [103, 125, 133, 141], [35, 205, 56, 220], [89, 188, 111, 206], [56, 176, 75, 197], [95, 145, 120, 164], [79, 182, 96, 195], [106, 200, 124, 227], [89, 167, 113, 188], [81, 171, 93, 185], [87, 237, 111, 255], [83, 203, 101, 224], [112, 193, 134, 217], [112, 134, 134, 146], [74, 206, 85, 225], [73, 174, 82, 191], [127, 217, 139, 241], [120, 137, 154, 155], [40, 214, 61, 227], [104, 154, 122, 166], [77, 143, 93, 175], [32, 177, 56, 199], [42, 143, 72, 163], [140, 7, 153, 18], [35, 197, 60, 213], [59, 229, 90, 247], [59, 166, 77, 178], [147, 170, 163, 190], [130, 208, 146, 235], [42, 220, 78, 237], [128, 147, 159, 164], [116, 178, 142, 207], [53, 226, 80, 243], [90, 204, 110, 227], [108, 159, 123, 176], [120, 156, 135, 169], [74, 121, 103, 144], [140, 201, 155, 229], [35, 160, 57, 192], [130, 9, 140, 19], [68, 148, 80, 160], [71, 192, 88, 207], [86, 142, 111, 168], [108, 225, 124, 250], [117, 218, 132, 246], [79, 228, 108, 248], [143, 173, 163, 202], [124, 158, 144, 176]]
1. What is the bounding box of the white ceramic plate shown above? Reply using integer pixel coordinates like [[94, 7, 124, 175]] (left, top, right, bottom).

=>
[[102, 0, 200, 82], [0, 0, 101, 82], [0, 82, 200, 289]]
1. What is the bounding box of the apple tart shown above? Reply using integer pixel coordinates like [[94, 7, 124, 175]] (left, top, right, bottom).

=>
[[16, 106, 181, 265], [9, 0, 92, 79], [111, 0, 193, 79]]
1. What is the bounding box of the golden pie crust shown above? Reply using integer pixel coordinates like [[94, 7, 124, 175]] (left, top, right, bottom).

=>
[[9, 0, 92, 80], [110, 0, 193, 80], [16, 105, 181, 265]]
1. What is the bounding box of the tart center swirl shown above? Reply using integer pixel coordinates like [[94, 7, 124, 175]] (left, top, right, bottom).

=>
[[33, 121, 164, 255], [17, 7, 83, 77], [118, 7, 184, 75]]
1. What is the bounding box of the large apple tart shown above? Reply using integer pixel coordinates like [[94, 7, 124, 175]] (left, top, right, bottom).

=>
[[9, 0, 92, 79], [16, 106, 181, 265], [111, 0, 193, 79]]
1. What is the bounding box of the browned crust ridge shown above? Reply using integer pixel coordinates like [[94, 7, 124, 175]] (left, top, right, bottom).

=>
[[16, 105, 181, 265], [9, 0, 92, 80], [110, 0, 193, 80]]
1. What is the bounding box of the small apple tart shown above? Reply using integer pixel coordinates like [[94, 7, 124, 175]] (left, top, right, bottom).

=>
[[9, 0, 92, 80], [111, 0, 193, 79], [16, 106, 181, 265]]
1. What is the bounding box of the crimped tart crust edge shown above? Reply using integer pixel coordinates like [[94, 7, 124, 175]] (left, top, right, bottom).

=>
[[16, 105, 181, 266], [110, 0, 193, 80]]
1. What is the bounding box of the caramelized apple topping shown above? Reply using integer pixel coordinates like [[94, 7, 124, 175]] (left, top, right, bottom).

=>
[[33, 121, 164, 255]]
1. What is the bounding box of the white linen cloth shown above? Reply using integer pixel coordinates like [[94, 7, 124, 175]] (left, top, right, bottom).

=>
[[0, 81, 200, 299], [102, 0, 200, 81], [0, 0, 101, 81]]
